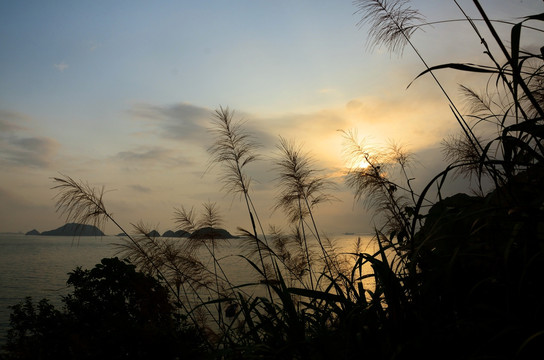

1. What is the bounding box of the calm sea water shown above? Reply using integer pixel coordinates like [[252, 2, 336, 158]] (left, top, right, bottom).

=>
[[0, 233, 372, 346]]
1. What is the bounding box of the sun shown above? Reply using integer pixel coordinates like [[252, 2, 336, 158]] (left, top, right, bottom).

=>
[[344, 155, 372, 171], [356, 159, 371, 169]]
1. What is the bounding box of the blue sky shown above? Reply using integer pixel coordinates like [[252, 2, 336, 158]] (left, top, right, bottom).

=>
[[1, 1, 542, 234]]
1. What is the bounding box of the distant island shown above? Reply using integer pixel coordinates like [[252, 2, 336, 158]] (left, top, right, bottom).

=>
[[27, 224, 235, 238], [38, 223, 105, 236], [162, 230, 190, 237], [146, 230, 161, 238], [142, 227, 235, 239], [189, 227, 236, 239], [114, 227, 235, 239]]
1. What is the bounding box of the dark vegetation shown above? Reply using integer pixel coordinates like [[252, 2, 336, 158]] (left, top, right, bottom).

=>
[[1, 258, 205, 360], [3, 1, 544, 359]]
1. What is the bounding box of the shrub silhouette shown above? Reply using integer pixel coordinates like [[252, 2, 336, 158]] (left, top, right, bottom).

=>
[[2, 258, 206, 360]]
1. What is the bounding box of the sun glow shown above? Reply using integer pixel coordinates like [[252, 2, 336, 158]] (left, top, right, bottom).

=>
[[356, 159, 371, 169]]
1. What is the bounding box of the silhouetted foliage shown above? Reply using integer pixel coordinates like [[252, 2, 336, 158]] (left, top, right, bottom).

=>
[[1, 258, 206, 360]]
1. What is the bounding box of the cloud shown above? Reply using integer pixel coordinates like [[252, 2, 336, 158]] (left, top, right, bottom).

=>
[[54, 61, 69, 72], [129, 184, 152, 193], [1, 136, 60, 168], [89, 41, 101, 52], [116, 147, 169, 162], [0, 119, 24, 134], [0, 110, 29, 133], [123, 95, 453, 184], [346, 100, 363, 112], [0, 111, 60, 168], [318, 88, 338, 94], [129, 102, 278, 154], [113, 146, 195, 169], [129, 102, 211, 142]]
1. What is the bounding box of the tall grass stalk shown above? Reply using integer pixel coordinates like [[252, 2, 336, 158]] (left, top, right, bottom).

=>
[[273, 136, 336, 288], [207, 107, 276, 299]]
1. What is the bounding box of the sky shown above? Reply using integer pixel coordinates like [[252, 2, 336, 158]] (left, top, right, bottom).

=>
[[1, 0, 543, 235]]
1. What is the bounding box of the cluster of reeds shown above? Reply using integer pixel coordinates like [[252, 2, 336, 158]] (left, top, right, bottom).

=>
[[50, 1, 543, 358]]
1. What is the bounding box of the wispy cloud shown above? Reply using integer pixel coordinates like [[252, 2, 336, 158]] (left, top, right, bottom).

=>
[[54, 61, 69, 72], [318, 88, 338, 94], [116, 147, 170, 162], [1, 136, 60, 168], [0, 110, 60, 168], [129, 184, 152, 193], [129, 102, 278, 151], [129, 102, 210, 142], [0, 110, 30, 132], [113, 146, 194, 169], [89, 40, 101, 52]]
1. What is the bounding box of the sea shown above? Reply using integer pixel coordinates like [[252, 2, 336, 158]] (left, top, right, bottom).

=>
[[0, 233, 374, 346]]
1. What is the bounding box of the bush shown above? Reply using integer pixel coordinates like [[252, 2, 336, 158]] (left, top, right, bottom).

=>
[[1, 258, 207, 360]]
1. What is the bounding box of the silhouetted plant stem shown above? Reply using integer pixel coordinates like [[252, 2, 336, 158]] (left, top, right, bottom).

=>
[[247, 195, 274, 263], [471, 0, 544, 120], [207, 106, 274, 300], [302, 197, 339, 283], [297, 197, 315, 289], [242, 188, 275, 302], [453, 0, 531, 128]]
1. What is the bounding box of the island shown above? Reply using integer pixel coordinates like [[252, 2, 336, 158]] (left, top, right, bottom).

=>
[[113, 229, 226, 238], [162, 230, 190, 238], [25, 229, 41, 235], [189, 227, 236, 239], [146, 230, 161, 237], [40, 223, 105, 236]]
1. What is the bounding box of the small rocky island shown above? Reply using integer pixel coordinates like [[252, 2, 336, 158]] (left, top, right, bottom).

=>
[[38, 223, 105, 236]]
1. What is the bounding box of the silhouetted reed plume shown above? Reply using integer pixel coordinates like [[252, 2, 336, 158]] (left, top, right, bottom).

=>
[[53, 175, 108, 233], [341, 129, 416, 237], [207, 106, 275, 294], [354, 0, 424, 54], [273, 136, 336, 286]]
